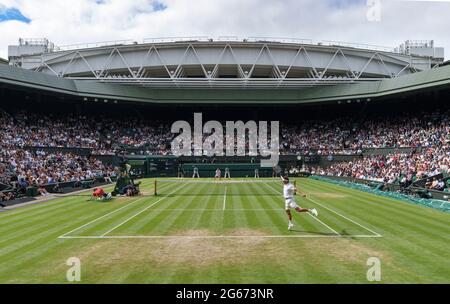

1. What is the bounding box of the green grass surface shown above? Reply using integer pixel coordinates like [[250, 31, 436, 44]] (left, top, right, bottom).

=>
[[0, 178, 449, 283]]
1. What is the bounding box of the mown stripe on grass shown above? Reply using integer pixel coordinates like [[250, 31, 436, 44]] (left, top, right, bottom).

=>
[[303, 178, 449, 227], [300, 179, 450, 263], [108, 182, 189, 236], [301, 179, 450, 235], [64, 181, 176, 236]]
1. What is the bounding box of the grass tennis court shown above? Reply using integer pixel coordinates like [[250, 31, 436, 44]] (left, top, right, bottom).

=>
[[0, 178, 449, 283]]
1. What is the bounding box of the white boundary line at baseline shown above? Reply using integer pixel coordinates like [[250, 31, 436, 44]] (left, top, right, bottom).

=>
[[58, 234, 382, 239]]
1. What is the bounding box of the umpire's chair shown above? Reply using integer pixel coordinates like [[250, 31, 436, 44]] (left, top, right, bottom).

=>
[[111, 163, 141, 196]]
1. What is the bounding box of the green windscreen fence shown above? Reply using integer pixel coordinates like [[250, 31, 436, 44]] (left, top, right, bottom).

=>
[[182, 163, 272, 178], [127, 160, 146, 166], [311, 175, 450, 213]]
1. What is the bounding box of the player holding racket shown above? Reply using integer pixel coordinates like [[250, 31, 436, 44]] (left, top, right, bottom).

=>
[[279, 173, 318, 231]]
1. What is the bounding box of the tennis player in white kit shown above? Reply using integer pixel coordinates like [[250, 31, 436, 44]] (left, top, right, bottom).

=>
[[214, 168, 222, 180], [282, 176, 318, 230]]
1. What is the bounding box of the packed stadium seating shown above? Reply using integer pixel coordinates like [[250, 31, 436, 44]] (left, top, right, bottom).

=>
[[0, 110, 172, 155], [1, 108, 448, 155], [0, 148, 116, 203], [309, 146, 449, 186], [0, 105, 449, 202], [281, 109, 449, 155]]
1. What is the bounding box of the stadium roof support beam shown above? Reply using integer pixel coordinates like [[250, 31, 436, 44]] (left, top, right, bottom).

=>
[[209, 44, 247, 79], [172, 44, 209, 78], [284, 47, 320, 79], [357, 52, 378, 79], [55, 51, 98, 78], [395, 63, 412, 78], [319, 48, 359, 80], [247, 44, 283, 79], [335, 49, 358, 79], [2, 63, 450, 103], [14, 40, 426, 88], [136, 46, 171, 79], [99, 48, 136, 78], [375, 53, 395, 78], [61, 52, 80, 77]]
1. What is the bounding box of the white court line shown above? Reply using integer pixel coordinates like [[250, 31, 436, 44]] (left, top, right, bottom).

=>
[[156, 179, 281, 184], [304, 194, 382, 237], [263, 182, 341, 237], [59, 234, 382, 240], [145, 208, 281, 211], [57, 181, 174, 239], [269, 180, 382, 237], [223, 187, 227, 211], [100, 184, 185, 237], [58, 197, 148, 239], [58, 179, 382, 240], [306, 213, 341, 236]]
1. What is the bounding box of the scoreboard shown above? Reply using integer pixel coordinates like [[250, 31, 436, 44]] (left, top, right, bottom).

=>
[[146, 156, 178, 177]]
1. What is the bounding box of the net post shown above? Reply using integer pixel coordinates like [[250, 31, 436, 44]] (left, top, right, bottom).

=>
[[154, 179, 157, 196]]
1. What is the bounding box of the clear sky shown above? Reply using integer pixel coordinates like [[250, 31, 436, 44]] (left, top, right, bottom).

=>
[[0, 0, 449, 60]]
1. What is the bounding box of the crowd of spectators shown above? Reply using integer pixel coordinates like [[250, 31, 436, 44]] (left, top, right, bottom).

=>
[[0, 111, 172, 155], [425, 177, 448, 192], [280, 110, 449, 155], [0, 149, 115, 203], [1, 107, 449, 202], [2, 109, 448, 156], [310, 146, 449, 188]]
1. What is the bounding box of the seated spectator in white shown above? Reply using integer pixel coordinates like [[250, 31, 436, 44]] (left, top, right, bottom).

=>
[[37, 184, 50, 197]]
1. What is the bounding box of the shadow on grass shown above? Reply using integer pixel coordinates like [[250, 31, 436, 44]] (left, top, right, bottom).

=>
[[288, 229, 338, 236]]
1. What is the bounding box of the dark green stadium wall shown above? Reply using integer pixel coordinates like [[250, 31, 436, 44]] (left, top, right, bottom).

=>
[[1, 64, 450, 105]]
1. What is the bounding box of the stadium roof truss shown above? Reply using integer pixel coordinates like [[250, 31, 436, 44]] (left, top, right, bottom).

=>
[[2, 62, 450, 105], [18, 41, 426, 89]]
